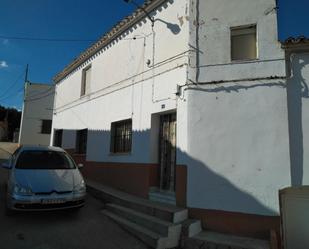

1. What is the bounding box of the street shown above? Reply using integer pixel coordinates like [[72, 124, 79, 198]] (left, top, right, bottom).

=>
[[0, 166, 148, 249]]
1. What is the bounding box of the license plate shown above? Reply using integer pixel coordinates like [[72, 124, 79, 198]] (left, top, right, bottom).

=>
[[41, 199, 66, 204]]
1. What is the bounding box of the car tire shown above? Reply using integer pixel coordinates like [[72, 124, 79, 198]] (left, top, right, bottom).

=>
[[5, 206, 15, 216], [72, 206, 82, 212]]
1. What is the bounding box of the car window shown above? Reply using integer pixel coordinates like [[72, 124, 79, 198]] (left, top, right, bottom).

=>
[[15, 151, 76, 170]]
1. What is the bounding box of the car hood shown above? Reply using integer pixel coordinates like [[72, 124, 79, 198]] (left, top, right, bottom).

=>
[[14, 169, 83, 193]]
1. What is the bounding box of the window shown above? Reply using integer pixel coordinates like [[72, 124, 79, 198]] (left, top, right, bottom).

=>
[[231, 25, 257, 61], [53, 129, 63, 147], [41, 120, 52, 134], [16, 151, 75, 169], [75, 129, 88, 154], [81, 65, 91, 96], [110, 119, 132, 153]]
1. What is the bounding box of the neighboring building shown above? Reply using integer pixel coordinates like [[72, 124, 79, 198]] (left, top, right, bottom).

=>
[[51, 0, 308, 242], [19, 82, 54, 145]]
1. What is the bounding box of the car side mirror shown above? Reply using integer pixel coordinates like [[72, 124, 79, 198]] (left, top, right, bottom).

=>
[[1, 161, 12, 169], [77, 163, 84, 169]]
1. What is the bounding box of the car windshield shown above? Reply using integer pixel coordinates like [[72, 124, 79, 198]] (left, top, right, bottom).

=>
[[15, 150, 76, 170]]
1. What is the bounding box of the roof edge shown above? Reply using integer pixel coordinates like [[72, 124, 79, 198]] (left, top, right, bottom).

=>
[[281, 36, 309, 50], [53, 0, 169, 84]]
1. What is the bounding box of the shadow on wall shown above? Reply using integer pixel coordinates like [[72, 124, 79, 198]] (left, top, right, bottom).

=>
[[185, 81, 286, 94], [287, 54, 309, 186], [59, 128, 275, 216]]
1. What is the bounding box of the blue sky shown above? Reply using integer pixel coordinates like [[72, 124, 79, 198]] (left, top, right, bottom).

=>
[[0, 0, 308, 109]]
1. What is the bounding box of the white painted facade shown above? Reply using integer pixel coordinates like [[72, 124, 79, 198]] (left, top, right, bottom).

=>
[[19, 82, 54, 146], [52, 0, 189, 165], [52, 0, 308, 219], [183, 0, 291, 216]]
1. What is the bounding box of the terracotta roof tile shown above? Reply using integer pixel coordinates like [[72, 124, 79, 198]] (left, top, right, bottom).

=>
[[282, 36, 309, 48]]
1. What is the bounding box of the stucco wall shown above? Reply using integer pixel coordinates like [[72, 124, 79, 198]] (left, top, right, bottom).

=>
[[188, 0, 285, 83], [19, 83, 54, 146], [185, 81, 290, 216], [184, 0, 290, 216]]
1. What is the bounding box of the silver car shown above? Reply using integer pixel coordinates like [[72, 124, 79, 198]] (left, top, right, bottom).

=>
[[1, 145, 86, 214]]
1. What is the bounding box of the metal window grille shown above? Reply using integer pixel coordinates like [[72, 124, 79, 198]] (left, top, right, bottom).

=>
[[41, 120, 52, 134], [76, 129, 88, 154], [53, 129, 63, 147], [110, 119, 132, 153]]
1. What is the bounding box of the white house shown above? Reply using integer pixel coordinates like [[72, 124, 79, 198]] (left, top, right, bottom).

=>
[[19, 82, 54, 145], [51, 0, 309, 243]]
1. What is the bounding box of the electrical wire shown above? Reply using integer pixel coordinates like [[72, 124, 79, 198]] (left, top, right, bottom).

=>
[[0, 70, 24, 99], [0, 34, 148, 43], [26, 86, 54, 99], [0, 86, 24, 102], [25, 91, 55, 102], [0, 35, 96, 43]]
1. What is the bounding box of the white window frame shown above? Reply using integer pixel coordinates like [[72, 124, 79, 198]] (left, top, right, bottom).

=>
[[230, 24, 258, 62]]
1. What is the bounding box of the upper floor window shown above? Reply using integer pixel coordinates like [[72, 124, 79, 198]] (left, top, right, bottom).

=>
[[41, 119, 52, 134], [81, 65, 91, 96], [110, 119, 132, 153], [76, 129, 88, 154], [231, 25, 257, 61]]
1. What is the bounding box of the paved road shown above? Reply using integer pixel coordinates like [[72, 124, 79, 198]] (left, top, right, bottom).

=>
[[0, 168, 148, 249]]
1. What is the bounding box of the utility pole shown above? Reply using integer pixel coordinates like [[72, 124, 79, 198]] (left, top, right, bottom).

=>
[[24, 64, 29, 83]]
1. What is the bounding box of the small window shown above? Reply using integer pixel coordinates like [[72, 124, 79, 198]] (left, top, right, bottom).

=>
[[231, 25, 257, 61], [53, 129, 63, 147], [76, 129, 88, 154], [81, 65, 91, 96], [41, 120, 52, 134], [110, 119, 132, 153]]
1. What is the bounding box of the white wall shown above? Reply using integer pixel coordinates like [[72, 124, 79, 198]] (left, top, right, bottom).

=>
[[185, 81, 290, 216], [53, 0, 190, 164], [188, 0, 285, 83], [287, 52, 309, 185], [184, 0, 290, 216], [19, 83, 54, 146]]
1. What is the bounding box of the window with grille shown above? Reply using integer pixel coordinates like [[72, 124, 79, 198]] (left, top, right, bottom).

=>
[[53, 129, 63, 147], [81, 65, 91, 96], [231, 25, 257, 61], [110, 119, 132, 153], [41, 120, 52, 134], [75, 129, 88, 154]]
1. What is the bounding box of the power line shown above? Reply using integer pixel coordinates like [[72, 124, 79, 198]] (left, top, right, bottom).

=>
[[25, 91, 55, 102], [26, 86, 54, 99], [0, 35, 96, 42], [0, 70, 25, 99], [0, 86, 24, 102], [0, 34, 150, 44]]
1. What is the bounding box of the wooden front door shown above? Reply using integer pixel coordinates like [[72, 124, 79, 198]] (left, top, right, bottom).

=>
[[159, 113, 177, 191]]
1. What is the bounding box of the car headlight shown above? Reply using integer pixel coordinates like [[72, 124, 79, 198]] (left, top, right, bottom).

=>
[[73, 180, 86, 194], [13, 184, 33, 196]]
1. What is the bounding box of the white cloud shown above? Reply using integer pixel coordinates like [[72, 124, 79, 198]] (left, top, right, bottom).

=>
[[0, 61, 8, 68]]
